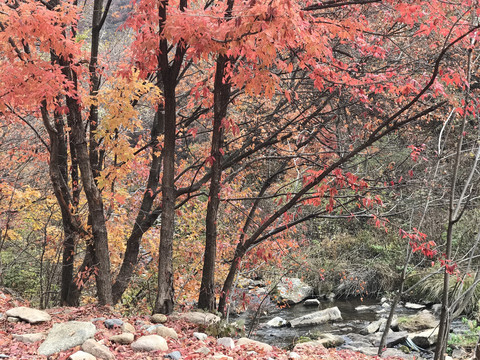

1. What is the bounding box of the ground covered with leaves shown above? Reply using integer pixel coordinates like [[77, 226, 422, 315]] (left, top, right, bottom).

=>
[[0, 291, 405, 360]]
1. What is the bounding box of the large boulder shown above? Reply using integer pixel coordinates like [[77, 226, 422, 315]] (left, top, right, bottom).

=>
[[276, 278, 313, 304], [398, 310, 438, 332], [38, 321, 96, 356], [6, 307, 51, 324], [290, 307, 342, 327]]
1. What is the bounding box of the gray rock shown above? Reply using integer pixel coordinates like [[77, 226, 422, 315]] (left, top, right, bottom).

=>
[[38, 321, 96, 356], [431, 304, 442, 315], [104, 318, 123, 329], [217, 337, 235, 349], [290, 306, 342, 327], [194, 347, 210, 355], [383, 348, 416, 360], [237, 337, 273, 352], [193, 332, 208, 341], [7, 317, 19, 323], [355, 305, 375, 311], [122, 322, 135, 333], [404, 302, 426, 310], [409, 327, 438, 348], [164, 351, 182, 359], [326, 292, 335, 301], [109, 333, 134, 345], [266, 316, 287, 327], [362, 319, 386, 334], [12, 332, 46, 343], [294, 334, 344, 351], [288, 352, 301, 359], [145, 324, 164, 333], [342, 345, 378, 356], [69, 351, 96, 360], [398, 310, 438, 332], [5, 307, 51, 324], [169, 311, 220, 325], [154, 326, 178, 340], [151, 314, 168, 324], [276, 277, 313, 304], [131, 335, 168, 352], [81, 339, 114, 360], [303, 299, 320, 307], [369, 330, 408, 347]]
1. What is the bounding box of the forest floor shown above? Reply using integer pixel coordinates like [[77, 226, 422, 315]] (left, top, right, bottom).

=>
[[0, 290, 408, 360]]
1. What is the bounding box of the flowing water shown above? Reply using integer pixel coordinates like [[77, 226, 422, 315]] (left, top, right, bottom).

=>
[[236, 298, 426, 349]]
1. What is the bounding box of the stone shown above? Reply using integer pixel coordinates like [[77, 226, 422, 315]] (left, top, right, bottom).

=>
[[409, 328, 438, 348], [431, 304, 442, 315], [303, 299, 321, 307], [131, 335, 168, 352], [195, 347, 210, 355], [237, 338, 273, 352], [342, 345, 378, 356], [151, 314, 168, 324], [369, 330, 408, 347], [109, 333, 134, 345], [404, 302, 426, 310], [380, 297, 388, 303], [294, 334, 344, 350], [217, 337, 235, 349], [146, 324, 164, 333], [38, 321, 96, 356], [104, 318, 123, 329], [5, 307, 51, 324], [12, 332, 46, 343], [81, 339, 114, 360], [290, 306, 342, 327], [382, 348, 416, 360], [164, 351, 182, 359], [7, 316, 19, 323], [154, 326, 178, 340], [452, 347, 468, 359], [288, 352, 301, 359], [122, 322, 135, 333], [266, 316, 287, 327], [209, 355, 233, 360], [69, 351, 97, 360], [398, 310, 438, 332], [362, 319, 386, 334], [170, 311, 220, 325], [193, 332, 208, 341], [355, 305, 375, 311], [276, 277, 313, 304]]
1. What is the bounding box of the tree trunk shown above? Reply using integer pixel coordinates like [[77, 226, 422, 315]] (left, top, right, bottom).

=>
[[40, 103, 79, 306], [218, 244, 246, 315], [198, 54, 231, 310], [154, 80, 176, 314], [112, 110, 164, 303]]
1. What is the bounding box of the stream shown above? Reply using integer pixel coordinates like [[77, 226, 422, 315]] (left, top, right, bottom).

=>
[[235, 298, 468, 350]]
